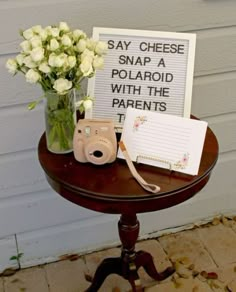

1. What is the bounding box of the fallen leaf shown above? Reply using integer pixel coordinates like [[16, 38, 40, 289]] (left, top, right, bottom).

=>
[[222, 216, 232, 227], [59, 253, 80, 261], [200, 271, 208, 279], [200, 270, 218, 279], [84, 273, 93, 282], [212, 217, 221, 226], [207, 272, 218, 279]]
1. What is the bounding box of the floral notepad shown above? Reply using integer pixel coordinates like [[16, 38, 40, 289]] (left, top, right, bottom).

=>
[[117, 108, 208, 175]]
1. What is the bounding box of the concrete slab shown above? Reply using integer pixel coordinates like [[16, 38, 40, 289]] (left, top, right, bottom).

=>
[[197, 223, 236, 266], [145, 278, 192, 292], [145, 277, 213, 292], [3, 266, 48, 292], [158, 229, 216, 271], [230, 220, 236, 232], [227, 278, 236, 291], [0, 278, 3, 292], [45, 258, 88, 292], [193, 278, 217, 292]]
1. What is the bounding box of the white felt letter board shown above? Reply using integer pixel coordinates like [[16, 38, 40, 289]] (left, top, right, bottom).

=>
[[87, 28, 196, 130]]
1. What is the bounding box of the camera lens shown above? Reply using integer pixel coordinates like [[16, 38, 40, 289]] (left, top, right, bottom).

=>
[[85, 137, 113, 165], [92, 150, 103, 158]]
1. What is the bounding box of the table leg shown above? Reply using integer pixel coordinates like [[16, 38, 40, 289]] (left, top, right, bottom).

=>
[[85, 214, 174, 292]]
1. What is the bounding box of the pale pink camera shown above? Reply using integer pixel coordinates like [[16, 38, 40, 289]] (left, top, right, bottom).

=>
[[73, 119, 117, 165]]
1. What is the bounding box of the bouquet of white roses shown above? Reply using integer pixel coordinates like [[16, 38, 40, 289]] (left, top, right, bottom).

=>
[[6, 22, 107, 153], [6, 21, 107, 112]]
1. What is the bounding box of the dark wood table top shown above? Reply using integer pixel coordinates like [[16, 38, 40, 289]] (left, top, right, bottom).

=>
[[38, 123, 218, 215]]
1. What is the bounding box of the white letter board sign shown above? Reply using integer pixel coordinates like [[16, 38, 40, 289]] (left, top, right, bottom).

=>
[[87, 27, 196, 130]]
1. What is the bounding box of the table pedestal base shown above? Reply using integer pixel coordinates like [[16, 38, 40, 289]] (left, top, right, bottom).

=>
[[86, 214, 175, 292]]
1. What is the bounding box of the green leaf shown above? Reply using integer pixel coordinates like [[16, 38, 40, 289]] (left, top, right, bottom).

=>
[[10, 256, 17, 261], [9, 253, 23, 261], [27, 101, 37, 110], [27, 94, 45, 110], [78, 104, 84, 114]]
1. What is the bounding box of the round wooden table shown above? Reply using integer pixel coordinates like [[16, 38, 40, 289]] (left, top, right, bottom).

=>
[[38, 124, 218, 292]]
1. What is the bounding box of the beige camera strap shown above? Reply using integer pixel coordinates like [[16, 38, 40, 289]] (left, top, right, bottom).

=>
[[119, 141, 161, 194]]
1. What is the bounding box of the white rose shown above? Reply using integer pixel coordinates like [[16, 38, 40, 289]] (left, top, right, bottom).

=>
[[16, 54, 24, 66], [25, 69, 41, 83], [67, 56, 76, 68], [73, 29, 86, 40], [49, 53, 67, 68], [76, 39, 87, 52], [54, 53, 67, 67], [59, 22, 70, 32], [81, 49, 94, 62], [48, 53, 56, 67], [32, 25, 43, 34], [53, 78, 72, 94], [30, 47, 44, 62], [61, 35, 72, 47], [20, 40, 31, 53], [46, 26, 59, 37], [6, 58, 18, 74], [23, 56, 37, 68], [83, 99, 93, 111], [45, 26, 52, 34], [50, 27, 60, 37], [49, 39, 59, 51], [23, 28, 34, 40], [93, 55, 104, 69], [39, 29, 48, 41], [95, 41, 108, 55], [86, 38, 96, 50], [39, 62, 51, 73], [80, 57, 94, 76], [30, 36, 42, 48]]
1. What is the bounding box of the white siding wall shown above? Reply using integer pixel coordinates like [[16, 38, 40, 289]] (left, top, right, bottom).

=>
[[0, 0, 235, 271]]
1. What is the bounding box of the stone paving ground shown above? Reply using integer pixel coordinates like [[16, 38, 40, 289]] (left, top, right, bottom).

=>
[[1, 216, 236, 291]]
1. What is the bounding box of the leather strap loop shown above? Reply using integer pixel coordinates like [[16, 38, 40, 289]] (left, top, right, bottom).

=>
[[119, 141, 161, 194]]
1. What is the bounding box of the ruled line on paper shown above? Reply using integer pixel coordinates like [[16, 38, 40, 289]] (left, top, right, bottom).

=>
[[117, 108, 207, 175]]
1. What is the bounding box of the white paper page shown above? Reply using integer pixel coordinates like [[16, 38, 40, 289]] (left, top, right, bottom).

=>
[[117, 108, 208, 175]]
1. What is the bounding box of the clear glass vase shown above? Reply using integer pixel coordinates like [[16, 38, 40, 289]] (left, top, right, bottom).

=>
[[44, 89, 76, 154]]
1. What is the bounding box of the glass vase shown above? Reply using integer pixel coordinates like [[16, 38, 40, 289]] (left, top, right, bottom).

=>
[[44, 89, 76, 154]]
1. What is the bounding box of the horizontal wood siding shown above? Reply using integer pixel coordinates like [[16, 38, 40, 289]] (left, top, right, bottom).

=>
[[0, 189, 100, 238], [0, 150, 47, 199], [194, 27, 236, 76], [0, 105, 44, 154], [0, 55, 42, 107], [192, 72, 236, 118], [0, 0, 235, 271], [17, 214, 119, 268], [1, 0, 236, 55], [0, 236, 18, 272]]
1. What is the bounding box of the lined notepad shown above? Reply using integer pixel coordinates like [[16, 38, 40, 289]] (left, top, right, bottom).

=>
[[117, 108, 207, 175]]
